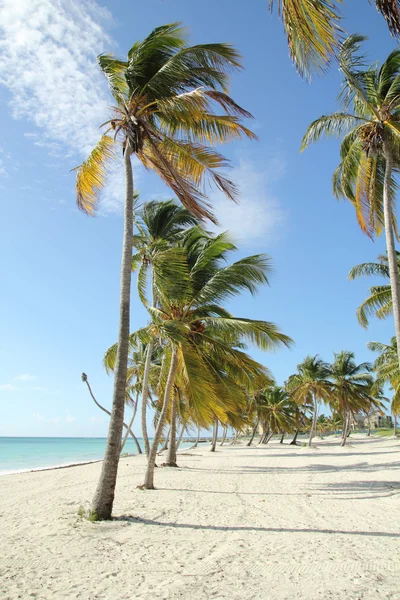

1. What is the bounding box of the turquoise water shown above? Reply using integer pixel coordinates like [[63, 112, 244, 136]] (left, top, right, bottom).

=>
[[0, 437, 192, 475]]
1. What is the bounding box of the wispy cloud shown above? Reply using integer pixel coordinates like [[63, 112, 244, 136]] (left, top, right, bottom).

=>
[[1, 382, 46, 392], [66, 412, 76, 423], [89, 415, 103, 424], [14, 373, 36, 381], [0, 0, 142, 213], [0, 0, 112, 157], [0, 384, 18, 391], [209, 158, 286, 247], [33, 413, 60, 424]]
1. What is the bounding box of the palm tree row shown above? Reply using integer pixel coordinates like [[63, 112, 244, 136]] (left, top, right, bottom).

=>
[[105, 200, 292, 489], [244, 351, 386, 448], [74, 15, 400, 520]]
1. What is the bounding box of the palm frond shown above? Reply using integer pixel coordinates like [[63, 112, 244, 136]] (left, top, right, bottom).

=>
[[269, 0, 342, 79], [74, 135, 116, 215]]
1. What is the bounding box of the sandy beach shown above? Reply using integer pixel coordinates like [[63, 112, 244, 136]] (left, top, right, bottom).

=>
[[1, 435, 400, 600]]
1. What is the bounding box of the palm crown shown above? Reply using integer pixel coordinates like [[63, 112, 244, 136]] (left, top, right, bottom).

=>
[[75, 23, 256, 221], [269, 1, 400, 78], [348, 253, 400, 327], [301, 35, 400, 238]]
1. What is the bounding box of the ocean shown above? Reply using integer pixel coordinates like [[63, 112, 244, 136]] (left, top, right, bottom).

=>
[[0, 436, 193, 476]]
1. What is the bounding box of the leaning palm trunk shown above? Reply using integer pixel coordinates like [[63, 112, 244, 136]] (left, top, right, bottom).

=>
[[308, 397, 318, 447], [193, 427, 201, 448], [91, 144, 134, 520], [166, 393, 178, 466], [341, 411, 350, 447], [160, 428, 171, 452], [260, 426, 270, 444], [120, 392, 141, 454], [82, 373, 139, 451], [143, 348, 178, 489], [264, 431, 274, 444], [280, 432, 285, 444], [210, 420, 218, 452], [383, 140, 400, 369], [290, 429, 299, 445], [247, 417, 260, 446], [140, 339, 154, 456], [176, 422, 186, 450], [220, 426, 227, 446]]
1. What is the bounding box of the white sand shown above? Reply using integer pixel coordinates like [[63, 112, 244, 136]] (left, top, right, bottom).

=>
[[1, 435, 400, 600]]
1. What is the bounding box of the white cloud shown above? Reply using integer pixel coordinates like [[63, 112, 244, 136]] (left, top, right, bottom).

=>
[[14, 373, 36, 381], [33, 413, 60, 424], [0, 384, 18, 391], [1, 383, 46, 392], [209, 158, 286, 247], [66, 412, 76, 423], [0, 0, 112, 157], [89, 415, 103, 424], [0, 0, 142, 214], [32, 413, 45, 421]]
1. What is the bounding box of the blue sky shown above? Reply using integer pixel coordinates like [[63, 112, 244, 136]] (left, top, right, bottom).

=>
[[0, 0, 396, 437]]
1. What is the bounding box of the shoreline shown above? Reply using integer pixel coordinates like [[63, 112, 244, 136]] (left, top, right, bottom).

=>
[[2, 436, 400, 599]]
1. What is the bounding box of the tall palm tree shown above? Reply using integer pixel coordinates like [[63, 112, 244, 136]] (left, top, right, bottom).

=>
[[348, 253, 400, 327], [302, 36, 400, 369], [368, 337, 400, 432], [287, 356, 332, 446], [75, 24, 255, 520], [328, 351, 375, 446], [132, 199, 197, 455], [268, 1, 400, 78], [122, 233, 292, 488]]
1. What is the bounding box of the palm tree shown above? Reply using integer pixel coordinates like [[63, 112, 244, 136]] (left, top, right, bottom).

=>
[[259, 386, 295, 441], [348, 253, 400, 327], [368, 337, 400, 433], [328, 351, 375, 446], [268, 1, 400, 78], [132, 199, 197, 455], [302, 36, 400, 370], [287, 356, 332, 446], [75, 24, 256, 520], [124, 232, 292, 488]]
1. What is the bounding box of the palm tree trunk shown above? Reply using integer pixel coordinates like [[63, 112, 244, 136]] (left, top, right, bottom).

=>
[[220, 426, 227, 446], [247, 417, 260, 446], [261, 426, 270, 444], [308, 397, 318, 447], [91, 143, 134, 520], [176, 422, 186, 450], [140, 339, 153, 457], [120, 392, 141, 453], [290, 429, 299, 445], [264, 431, 274, 444], [82, 374, 139, 449], [393, 410, 397, 436], [230, 429, 239, 444], [341, 412, 350, 447], [161, 427, 171, 452], [193, 427, 200, 448], [166, 392, 178, 466], [280, 432, 285, 444], [383, 140, 400, 368], [210, 420, 218, 452], [142, 347, 178, 489]]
